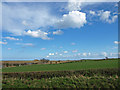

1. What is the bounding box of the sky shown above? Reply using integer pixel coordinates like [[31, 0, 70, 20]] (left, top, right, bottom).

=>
[[0, 0, 119, 60]]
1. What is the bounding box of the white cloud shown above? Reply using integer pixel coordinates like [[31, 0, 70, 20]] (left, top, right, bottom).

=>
[[49, 53, 54, 56], [3, 37, 22, 41], [53, 30, 63, 35], [89, 10, 95, 15], [67, 0, 82, 11], [66, 0, 119, 13], [98, 10, 118, 23], [2, 1, 118, 40], [102, 52, 107, 57], [56, 11, 87, 29], [71, 42, 76, 45], [23, 30, 51, 40], [88, 52, 91, 56], [114, 41, 120, 44], [83, 53, 87, 56], [0, 41, 7, 44], [64, 51, 68, 53], [55, 52, 58, 55], [2, 3, 57, 36], [99, 11, 110, 21], [46, 56, 49, 58], [109, 15, 118, 23], [41, 48, 46, 50], [59, 54, 62, 56], [72, 50, 78, 53]]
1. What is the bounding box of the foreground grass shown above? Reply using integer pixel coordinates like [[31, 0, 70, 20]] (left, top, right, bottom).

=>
[[2, 74, 119, 88], [2, 68, 119, 88], [2, 59, 118, 72]]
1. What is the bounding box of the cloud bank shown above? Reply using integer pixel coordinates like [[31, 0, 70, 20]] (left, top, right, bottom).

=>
[[2, 1, 118, 40]]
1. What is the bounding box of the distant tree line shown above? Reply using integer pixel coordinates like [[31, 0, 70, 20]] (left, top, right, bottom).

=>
[[34, 58, 50, 63]]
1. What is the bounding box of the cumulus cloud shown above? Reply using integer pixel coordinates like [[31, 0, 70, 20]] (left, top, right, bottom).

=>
[[2, 1, 118, 41], [59, 54, 62, 56], [0, 41, 7, 45], [55, 52, 58, 55], [67, 0, 82, 11], [56, 11, 87, 29], [114, 41, 120, 44], [88, 52, 91, 56], [89, 10, 96, 15], [53, 30, 63, 35], [98, 10, 118, 23], [2, 3, 57, 36], [2, 2, 87, 38], [1, 1, 95, 40], [83, 53, 87, 56], [66, 0, 119, 13], [46, 56, 49, 58], [3, 37, 22, 41], [23, 30, 51, 40], [49, 53, 54, 56], [99, 10, 110, 20]]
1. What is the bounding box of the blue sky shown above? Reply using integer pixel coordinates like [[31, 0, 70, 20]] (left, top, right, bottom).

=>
[[1, 1, 119, 60]]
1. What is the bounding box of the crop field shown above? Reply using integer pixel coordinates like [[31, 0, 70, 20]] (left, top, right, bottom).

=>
[[2, 59, 118, 72]]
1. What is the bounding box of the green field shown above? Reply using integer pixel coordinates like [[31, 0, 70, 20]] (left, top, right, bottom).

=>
[[2, 68, 119, 88], [3, 74, 119, 88], [2, 59, 118, 72], [2, 59, 119, 88]]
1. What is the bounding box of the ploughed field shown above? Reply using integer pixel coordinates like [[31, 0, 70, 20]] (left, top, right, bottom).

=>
[[2, 59, 118, 72]]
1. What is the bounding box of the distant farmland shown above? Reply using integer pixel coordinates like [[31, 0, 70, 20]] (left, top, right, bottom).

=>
[[2, 59, 118, 72]]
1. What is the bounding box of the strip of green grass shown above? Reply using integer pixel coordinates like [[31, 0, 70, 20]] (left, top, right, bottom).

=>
[[2, 59, 118, 72], [2, 75, 119, 88]]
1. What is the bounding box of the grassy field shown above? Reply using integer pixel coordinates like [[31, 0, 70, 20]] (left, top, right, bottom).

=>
[[3, 74, 119, 88], [2, 68, 119, 88], [2, 59, 119, 88], [2, 59, 118, 72]]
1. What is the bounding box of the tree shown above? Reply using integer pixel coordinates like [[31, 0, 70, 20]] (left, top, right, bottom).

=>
[[105, 57, 108, 60], [6, 63, 9, 67], [40, 58, 49, 63]]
